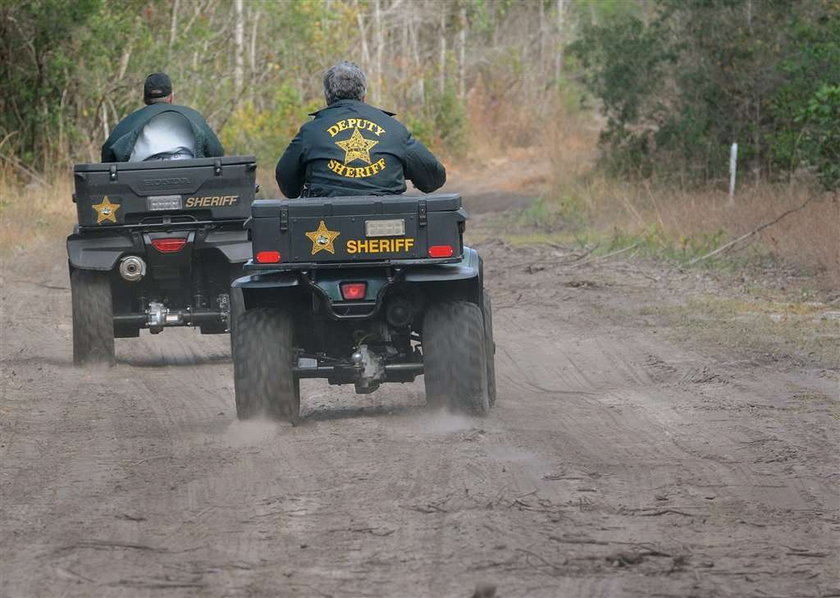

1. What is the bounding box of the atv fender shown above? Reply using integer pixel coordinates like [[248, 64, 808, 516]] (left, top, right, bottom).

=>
[[403, 246, 481, 283], [405, 247, 483, 305], [232, 271, 301, 289], [233, 271, 302, 311], [67, 233, 136, 271], [203, 229, 251, 263]]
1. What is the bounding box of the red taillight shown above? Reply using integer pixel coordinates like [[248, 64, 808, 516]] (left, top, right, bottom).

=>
[[151, 238, 188, 253], [255, 250, 281, 264], [340, 282, 367, 301], [428, 245, 454, 258]]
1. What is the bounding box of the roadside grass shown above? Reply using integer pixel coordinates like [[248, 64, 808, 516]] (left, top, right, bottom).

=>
[[499, 170, 839, 286], [0, 173, 75, 255], [638, 295, 840, 368], [487, 103, 840, 287]]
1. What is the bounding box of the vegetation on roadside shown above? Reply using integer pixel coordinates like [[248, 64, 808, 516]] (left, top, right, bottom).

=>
[[638, 295, 840, 368], [0, 0, 574, 176], [0, 0, 836, 289], [570, 0, 840, 189], [492, 0, 839, 284], [502, 174, 838, 285]]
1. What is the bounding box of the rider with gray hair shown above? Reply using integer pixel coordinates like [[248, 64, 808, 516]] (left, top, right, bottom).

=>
[[323, 61, 367, 104], [276, 61, 445, 197]]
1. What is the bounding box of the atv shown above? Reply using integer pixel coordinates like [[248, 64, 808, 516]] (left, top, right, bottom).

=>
[[67, 156, 257, 365], [230, 193, 496, 420]]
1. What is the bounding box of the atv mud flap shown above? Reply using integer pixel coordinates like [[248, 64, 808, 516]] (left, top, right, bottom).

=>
[[67, 233, 136, 271]]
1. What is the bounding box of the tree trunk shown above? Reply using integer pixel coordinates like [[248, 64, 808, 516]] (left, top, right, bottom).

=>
[[355, 0, 371, 78], [117, 39, 133, 80], [457, 6, 466, 100], [555, 0, 566, 81], [234, 0, 244, 99], [249, 5, 258, 102], [409, 11, 423, 104], [438, 7, 447, 96], [373, 0, 383, 104], [169, 0, 180, 56]]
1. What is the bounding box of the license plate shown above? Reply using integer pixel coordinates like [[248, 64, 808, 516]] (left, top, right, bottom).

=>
[[297, 357, 318, 368], [147, 195, 182, 211], [365, 219, 405, 237]]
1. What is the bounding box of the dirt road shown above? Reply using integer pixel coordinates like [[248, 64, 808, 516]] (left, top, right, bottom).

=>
[[1, 191, 838, 597]]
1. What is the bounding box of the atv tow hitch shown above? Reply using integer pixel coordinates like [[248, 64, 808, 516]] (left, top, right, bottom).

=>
[[113, 305, 227, 332]]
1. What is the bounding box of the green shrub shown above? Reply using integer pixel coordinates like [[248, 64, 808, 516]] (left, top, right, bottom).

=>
[[570, 0, 839, 189]]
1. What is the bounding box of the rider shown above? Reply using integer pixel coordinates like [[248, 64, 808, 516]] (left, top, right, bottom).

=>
[[101, 72, 224, 162], [275, 61, 446, 197]]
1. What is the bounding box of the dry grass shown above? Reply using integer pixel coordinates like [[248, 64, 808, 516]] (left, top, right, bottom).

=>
[[509, 108, 840, 287], [0, 170, 75, 255], [640, 296, 840, 368], [564, 177, 836, 273]]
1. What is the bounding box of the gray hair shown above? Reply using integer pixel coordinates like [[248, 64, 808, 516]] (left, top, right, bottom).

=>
[[323, 61, 367, 105]]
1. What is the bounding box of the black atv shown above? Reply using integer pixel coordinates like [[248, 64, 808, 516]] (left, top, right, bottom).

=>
[[230, 193, 496, 420], [67, 156, 257, 365]]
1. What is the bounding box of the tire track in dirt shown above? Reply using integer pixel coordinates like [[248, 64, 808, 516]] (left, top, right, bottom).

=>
[[1, 214, 838, 596]]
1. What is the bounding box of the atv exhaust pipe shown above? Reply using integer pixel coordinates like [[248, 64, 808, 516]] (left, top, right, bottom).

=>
[[385, 298, 413, 328], [119, 255, 146, 282]]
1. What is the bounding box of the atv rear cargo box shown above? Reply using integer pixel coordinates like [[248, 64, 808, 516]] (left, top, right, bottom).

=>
[[73, 155, 257, 227], [248, 193, 467, 267]]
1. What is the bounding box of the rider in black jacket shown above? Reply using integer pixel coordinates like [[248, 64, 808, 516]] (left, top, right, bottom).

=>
[[276, 61, 446, 197]]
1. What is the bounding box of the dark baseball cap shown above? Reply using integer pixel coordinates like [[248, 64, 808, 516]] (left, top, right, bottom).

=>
[[144, 72, 172, 99]]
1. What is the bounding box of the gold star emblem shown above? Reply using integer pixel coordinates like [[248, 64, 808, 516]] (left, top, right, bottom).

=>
[[335, 127, 379, 165], [92, 196, 120, 224], [305, 220, 340, 255]]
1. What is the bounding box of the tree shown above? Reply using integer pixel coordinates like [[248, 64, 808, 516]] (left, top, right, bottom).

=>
[[570, 0, 840, 188]]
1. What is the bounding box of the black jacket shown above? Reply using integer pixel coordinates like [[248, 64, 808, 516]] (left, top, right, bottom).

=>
[[101, 103, 224, 162], [275, 99, 446, 197]]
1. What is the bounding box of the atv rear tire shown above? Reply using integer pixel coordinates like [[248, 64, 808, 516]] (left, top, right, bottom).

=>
[[232, 308, 299, 421], [71, 269, 114, 366], [422, 301, 489, 415], [482, 290, 497, 407], [228, 286, 244, 332]]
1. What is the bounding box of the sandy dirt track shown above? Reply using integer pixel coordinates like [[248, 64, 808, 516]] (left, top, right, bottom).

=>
[[1, 191, 838, 597]]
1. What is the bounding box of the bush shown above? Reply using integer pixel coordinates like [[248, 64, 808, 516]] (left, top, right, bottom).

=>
[[570, 0, 840, 189], [798, 85, 840, 189]]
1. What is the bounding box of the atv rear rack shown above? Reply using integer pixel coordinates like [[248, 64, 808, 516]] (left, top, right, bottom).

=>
[[76, 218, 247, 233]]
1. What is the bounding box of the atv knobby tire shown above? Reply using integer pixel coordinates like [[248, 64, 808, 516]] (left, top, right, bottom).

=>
[[482, 290, 497, 406], [232, 308, 299, 421], [228, 286, 244, 333], [71, 269, 114, 366], [423, 301, 489, 415]]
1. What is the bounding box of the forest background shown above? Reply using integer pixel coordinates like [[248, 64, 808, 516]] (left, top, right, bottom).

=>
[[0, 0, 837, 284]]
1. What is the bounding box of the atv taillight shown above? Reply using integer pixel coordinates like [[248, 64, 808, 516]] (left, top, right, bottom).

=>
[[428, 245, 454, 258], [340, 282, 367, 301], [256, 250, 281, 264], [151, 238, 188, 253]]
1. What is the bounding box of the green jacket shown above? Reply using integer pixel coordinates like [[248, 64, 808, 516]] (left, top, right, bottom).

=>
[[275, 99, 445, 197], [101, 103, 224, 162]]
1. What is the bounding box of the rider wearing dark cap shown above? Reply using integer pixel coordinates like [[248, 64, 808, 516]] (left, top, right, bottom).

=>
[[275, 61, 445, 197], [101, 72, 224, 162]]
